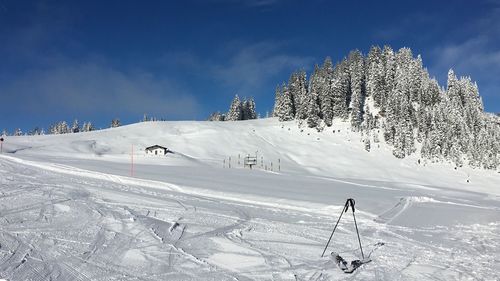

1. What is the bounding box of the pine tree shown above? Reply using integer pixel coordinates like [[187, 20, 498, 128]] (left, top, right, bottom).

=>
[[364, 137, 371, 152], [387, 48, 416, 157], [291, 70, 308, 120], [420, 74, 441, 107], [52, 121, 70, 134], [366, 46, 385, 107], [381, 45, 396, 112], [444, 69, 465, 163], [82, 122, 95, 132], [272, 86, 282, 118], [306, 65, 322, 128], [244, 98, 257, 120], [14, 128, 22, 136], [72, 119, 80, 133], [287, 72, 299, 118], [208, 111, 225, 121], [227, 95, 243, 121], [111, 118, 121, 128], [49, 124, 57, 135], [306, 92, 320, 128], [319, 57, 335, 126], [332, 59, 349, 119], [29, 127, 42, 136], [278, 83, 294, 121], [348, 50, 366, 130], [362, 106, 375, 132], [409, 55, 424, 105]]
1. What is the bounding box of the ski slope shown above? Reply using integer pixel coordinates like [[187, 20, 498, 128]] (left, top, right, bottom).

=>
[[0, 118, 499, 280]]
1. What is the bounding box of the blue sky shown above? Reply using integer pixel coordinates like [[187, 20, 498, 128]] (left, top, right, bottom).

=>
[[1, 0, 499, 132]]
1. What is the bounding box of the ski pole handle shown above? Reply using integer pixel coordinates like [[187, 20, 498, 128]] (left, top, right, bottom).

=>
[[344, 198, 355, 213], [347, 198, 355, 213]]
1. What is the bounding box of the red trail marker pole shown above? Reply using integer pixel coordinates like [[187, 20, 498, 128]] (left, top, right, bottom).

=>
[[131, 144, 134, 177]]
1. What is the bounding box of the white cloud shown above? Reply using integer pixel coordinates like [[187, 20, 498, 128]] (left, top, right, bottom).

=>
[[429, 42, 500, 111], [211, 42, 313, 95], [427, 6, 500, 112], [158, 41, 313, 100], [430, 9, 500, 108], [1, 61, 200, 119], [432, 37, 500, 72], [210, 42, 310, 97]]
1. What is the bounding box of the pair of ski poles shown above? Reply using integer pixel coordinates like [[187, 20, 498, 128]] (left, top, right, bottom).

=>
[[321, 198, 365, 260]]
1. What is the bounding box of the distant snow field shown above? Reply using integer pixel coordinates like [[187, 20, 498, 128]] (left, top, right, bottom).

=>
[[0, 118, 499, 280]]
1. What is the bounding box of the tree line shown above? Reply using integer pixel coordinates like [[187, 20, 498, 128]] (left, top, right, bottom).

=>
[[272, 45, 500, 169], [2, 118, 122, 136], [2, 113, 176, 136], [208, 95, 257, 121]]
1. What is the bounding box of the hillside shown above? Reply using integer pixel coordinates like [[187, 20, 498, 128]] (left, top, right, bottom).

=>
[[0, 119, 499, 280], [3, 118, 498, 194], [273, 46, 500, 170]]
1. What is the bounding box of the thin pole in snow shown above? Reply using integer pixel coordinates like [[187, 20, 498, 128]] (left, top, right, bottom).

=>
[[321, 205, 345, 257], [352, 210, 365, 260], [131, 144, 134, 177]]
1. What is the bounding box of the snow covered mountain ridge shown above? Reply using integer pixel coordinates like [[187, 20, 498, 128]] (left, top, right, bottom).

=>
[[271, 45, 500, 170]]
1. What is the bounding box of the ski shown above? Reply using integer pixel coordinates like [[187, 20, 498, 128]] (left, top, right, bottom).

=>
[[332, 252, 372, 274]]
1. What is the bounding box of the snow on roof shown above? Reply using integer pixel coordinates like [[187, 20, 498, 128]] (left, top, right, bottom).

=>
[[145, 145, 168, 150]]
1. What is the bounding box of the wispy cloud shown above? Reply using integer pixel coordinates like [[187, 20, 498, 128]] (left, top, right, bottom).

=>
[[428, 6, 500, 109], [0, 2, 200, 120], [212, 42, 313, 96], [431, 37, 500, 72], [1, 60, 200, 119], [161, 41, 313, 99]]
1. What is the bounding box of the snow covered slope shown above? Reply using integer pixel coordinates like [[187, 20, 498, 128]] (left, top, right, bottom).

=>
[[0, 118, 499, 280], [3, 118, 499, 194]]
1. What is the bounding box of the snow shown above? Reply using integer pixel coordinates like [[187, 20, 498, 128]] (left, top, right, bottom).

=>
[[53, 203, 71, 212], [208, 237, 266, 271], [122, 249, 147, 265], [0, 118, 499, 280]]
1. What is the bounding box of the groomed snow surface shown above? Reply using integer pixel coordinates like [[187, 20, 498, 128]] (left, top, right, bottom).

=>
[[0, 118, 499, 280]]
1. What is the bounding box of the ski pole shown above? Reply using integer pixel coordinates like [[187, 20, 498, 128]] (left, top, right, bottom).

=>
[[349, 199, 365, 260], [321, 200, 350, 257], [352, 210, 364, 259]]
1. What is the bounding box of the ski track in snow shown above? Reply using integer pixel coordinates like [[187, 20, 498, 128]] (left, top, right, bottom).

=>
[[1, 155, 499, 280], [0, 119, 499, 280]]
